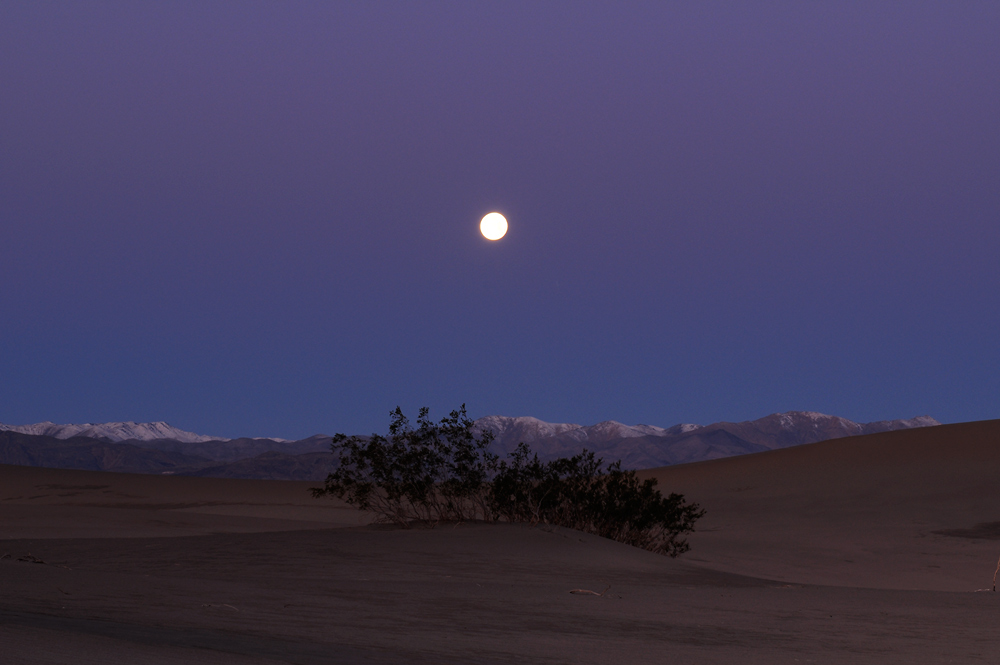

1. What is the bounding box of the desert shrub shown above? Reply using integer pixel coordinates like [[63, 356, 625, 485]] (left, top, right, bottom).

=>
[[312, 405, 497, 524], [489, 444, 704, 557], [312, 405, 704, 557]]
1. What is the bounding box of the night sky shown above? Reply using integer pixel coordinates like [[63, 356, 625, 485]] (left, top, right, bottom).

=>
[[2, 2, 997, 439]]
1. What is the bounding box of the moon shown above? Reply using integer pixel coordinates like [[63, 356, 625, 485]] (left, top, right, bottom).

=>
[[480, 212, 508, 240]]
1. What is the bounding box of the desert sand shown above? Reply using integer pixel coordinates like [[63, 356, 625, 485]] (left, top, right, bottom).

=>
[[3, 420, 1000, 663]]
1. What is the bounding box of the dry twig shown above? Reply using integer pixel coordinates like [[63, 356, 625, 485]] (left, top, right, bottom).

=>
[[201, 603, 240, 611], [17, 554, 45, 564]]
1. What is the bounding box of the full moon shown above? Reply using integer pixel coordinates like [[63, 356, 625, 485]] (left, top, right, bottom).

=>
[[480, 212, 508, 240]]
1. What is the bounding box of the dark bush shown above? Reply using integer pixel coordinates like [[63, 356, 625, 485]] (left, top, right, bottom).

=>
[[312, 405, 704, 557]]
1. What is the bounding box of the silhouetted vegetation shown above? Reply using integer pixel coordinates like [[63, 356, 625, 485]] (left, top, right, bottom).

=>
[[312, 405, 704, 557]]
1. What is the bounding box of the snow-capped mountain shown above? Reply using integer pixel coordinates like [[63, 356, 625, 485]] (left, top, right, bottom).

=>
[[0, 421, 226, 444], [710, 412, 941, 450], [475, 416, 699, 451], [475, 412, 941, 469], [0, 411, 942, 479]]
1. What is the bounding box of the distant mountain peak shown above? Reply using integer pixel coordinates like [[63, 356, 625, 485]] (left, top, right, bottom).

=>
[[474, 411, 941, 469], [474, 415, 584, 439], [0, 421, 226, 443], [761, 411, 941, 433], [474, 415, 705, 442]]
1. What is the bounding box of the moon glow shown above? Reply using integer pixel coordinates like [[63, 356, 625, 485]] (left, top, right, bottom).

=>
[[480, 212, 508, 240]]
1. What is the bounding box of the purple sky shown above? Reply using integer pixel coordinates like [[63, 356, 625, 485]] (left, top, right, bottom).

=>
[[2, 2, 998, 439]]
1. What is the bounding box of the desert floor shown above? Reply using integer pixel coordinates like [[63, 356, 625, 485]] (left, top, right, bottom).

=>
[[3, 420, 1000, 664]]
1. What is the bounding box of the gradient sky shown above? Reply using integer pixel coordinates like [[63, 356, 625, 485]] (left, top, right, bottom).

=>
[[2, 2, 998, 439]]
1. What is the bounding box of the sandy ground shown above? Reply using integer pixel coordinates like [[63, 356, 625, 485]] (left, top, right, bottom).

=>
[[3, 420, 1000, 663]]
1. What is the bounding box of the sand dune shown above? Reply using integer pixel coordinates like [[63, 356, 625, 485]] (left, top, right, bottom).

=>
[[642, 418, 1000, 591], [3, 420, 1000, 663]]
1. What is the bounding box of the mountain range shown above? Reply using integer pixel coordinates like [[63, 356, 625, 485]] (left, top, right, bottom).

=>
[[477, 412, 940, 468], [0, 420, 229, 443], [0, 412, 939, 480]]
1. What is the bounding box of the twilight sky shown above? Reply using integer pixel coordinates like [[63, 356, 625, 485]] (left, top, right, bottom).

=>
[[1, 2, 998, 439]]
